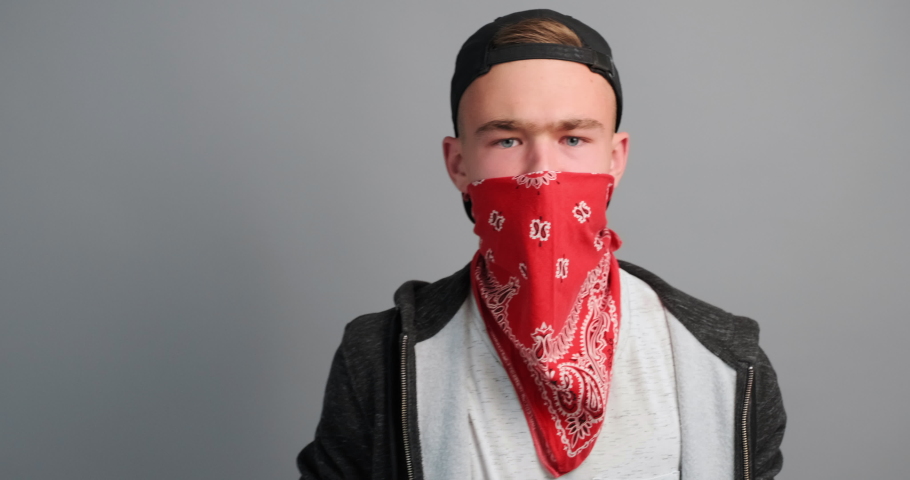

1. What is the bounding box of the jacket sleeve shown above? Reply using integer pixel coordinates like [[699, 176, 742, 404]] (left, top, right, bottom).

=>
[[297, 340, 373, 479], [752, 346, 786, 479]]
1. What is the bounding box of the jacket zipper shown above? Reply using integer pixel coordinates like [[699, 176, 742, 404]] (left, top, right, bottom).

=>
[[400, 334, 415, 480], [741, 364, 754, 480]]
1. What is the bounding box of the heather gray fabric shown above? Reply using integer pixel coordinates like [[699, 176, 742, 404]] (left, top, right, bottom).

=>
[[415, 268, 687, 479], [667, 309, 736, 478], [619, 263, 786, 479], [297, 261, 785, 479]]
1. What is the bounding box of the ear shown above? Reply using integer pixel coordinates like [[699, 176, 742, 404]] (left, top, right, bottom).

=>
[[443, 135, 470, 193], [608, 131, 629, 187]]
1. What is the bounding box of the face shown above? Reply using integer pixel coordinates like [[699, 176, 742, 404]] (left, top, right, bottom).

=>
[[443, 59, 629, 194]]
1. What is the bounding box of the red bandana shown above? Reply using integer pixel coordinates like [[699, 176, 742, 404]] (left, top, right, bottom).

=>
[[467, 171, 622, 477]]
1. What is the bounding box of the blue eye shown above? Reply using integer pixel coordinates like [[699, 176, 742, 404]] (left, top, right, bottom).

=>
[[566, 136, 581, 146], [498, 138, 518, 148]]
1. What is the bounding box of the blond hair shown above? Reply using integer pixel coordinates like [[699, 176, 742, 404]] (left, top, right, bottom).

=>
[[491, 18, 583, 48]]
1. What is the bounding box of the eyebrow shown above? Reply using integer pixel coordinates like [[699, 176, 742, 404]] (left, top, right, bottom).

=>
[[557, 118, 604, 131], [474, 119, 530, 135], [474, 118, 604, 136]]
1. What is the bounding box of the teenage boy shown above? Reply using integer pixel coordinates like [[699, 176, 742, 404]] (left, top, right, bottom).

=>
[[298, 9, 785, 480]]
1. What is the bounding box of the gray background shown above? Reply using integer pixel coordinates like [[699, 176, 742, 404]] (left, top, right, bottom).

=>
[[1, 1, 907, 478]]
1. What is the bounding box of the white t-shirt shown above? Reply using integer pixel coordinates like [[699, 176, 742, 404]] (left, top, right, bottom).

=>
[[418, 269, 681, 480]]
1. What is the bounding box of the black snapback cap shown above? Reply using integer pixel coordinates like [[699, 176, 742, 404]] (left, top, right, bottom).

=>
[[450, 9, 623, 137]]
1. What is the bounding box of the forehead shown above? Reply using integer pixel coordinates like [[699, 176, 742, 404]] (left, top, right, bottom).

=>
[[458, 59, 616, 132]]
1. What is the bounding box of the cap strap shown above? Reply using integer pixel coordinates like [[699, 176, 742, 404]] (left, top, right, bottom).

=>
[[485, 43, 615, 78]]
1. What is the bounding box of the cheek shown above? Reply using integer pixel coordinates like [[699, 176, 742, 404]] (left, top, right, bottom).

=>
[[464, 145, 525, 180], [560, 143, 613, 174]]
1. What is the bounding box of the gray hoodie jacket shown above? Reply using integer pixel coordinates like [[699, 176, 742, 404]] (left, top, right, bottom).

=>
[[297, 261, 785, 479]]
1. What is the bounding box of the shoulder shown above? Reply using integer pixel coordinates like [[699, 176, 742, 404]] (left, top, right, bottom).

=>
[[393, 262, 472, 341], [618, 259, 761, 368], [338, 307, 398, 367], [338, 262, 473, 359]]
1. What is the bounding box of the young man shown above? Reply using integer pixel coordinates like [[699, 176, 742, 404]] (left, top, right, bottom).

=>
[[298, 9, 785, 480]]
